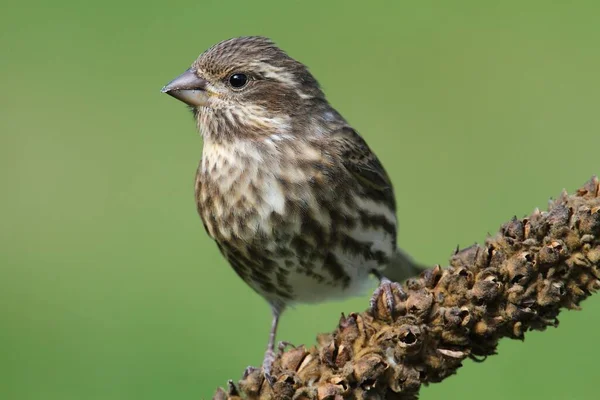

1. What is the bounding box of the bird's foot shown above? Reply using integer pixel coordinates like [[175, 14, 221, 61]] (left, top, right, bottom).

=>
[[370, 277, 407, 321], [243, 342, 293, 386], [277, 341, 296, 353], [262, 348, 276, 386]]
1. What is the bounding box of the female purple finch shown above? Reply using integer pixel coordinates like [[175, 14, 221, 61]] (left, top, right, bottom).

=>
[[161, 36, 421, 384]]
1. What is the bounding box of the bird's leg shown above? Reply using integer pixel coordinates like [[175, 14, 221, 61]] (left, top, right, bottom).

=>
[[370, 270, 407, 320], [262, 307, 281, 386]]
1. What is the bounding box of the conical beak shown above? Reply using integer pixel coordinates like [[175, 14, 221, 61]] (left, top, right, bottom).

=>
[[161, 68, 210, 107]]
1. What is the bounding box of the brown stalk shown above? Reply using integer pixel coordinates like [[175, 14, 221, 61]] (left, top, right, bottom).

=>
[[214, 176, 600, 400]]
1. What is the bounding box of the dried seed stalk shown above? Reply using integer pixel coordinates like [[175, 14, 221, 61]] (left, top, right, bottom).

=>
[[214, 176, 600, 400]]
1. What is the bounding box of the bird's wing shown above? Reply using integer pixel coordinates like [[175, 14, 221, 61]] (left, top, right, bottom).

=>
[[329, 127, 396, 210]]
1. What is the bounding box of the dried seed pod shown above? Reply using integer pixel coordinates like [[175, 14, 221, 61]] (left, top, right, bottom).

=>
[[237, 368, 264, 397], [502, 251, 535, 286], [470, 273, 501, 303], [394, 325, 423, 357], [329, 375, 351, 396], [320, 337, 337, 368], [450, 244, 487, 271], [487, 245, 508, 270], [337, 313, 360, 345], [442, 307, 471, 328], [281, 346, 308, 372], [352, 355, 386, 387], [272, 373, 297, 399], [293, 386, 317, 400], [296, 353, 321, 383], [586, 246, 600, 263], [537, 280, 566, 306], [316, 383, 341, 400], [213, 387, 228, 400], [546, 204, 571, 231], [404, 290, 433, 321], [502, 216, 525, 242]]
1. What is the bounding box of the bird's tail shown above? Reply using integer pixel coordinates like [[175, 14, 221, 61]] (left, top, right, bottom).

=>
[[381, 248, 425, 283]]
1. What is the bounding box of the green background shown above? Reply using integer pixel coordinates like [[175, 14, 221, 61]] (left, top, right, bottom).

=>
[[2, 1, 599, 399]]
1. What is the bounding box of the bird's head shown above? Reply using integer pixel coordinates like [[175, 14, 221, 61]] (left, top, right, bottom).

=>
[[162, 36, 325, 140]]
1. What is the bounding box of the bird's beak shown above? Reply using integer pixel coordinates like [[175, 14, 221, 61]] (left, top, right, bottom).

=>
[[161, 68, 210, 107]]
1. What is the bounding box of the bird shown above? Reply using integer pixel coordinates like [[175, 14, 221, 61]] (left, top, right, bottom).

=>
[[161, 36, 422, 384]]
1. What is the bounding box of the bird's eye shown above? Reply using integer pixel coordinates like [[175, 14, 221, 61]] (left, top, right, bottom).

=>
[[228, 73, 248, 88]]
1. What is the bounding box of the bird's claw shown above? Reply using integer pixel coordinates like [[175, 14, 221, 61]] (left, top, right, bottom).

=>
[[277, 341, 296, 353], [370, 277, 407, 320], [262, 348, 276, 386], [242, 364, 275, 387]]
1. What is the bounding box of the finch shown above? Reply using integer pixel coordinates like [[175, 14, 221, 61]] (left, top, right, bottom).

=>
[[161, 36, 421, 384]]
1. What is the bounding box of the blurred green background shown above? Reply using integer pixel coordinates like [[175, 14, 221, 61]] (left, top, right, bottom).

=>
[[1, 1, 599, 399]]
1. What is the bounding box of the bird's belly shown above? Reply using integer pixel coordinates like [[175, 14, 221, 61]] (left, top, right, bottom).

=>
[[211, 195, 397, 306], [197, 154, 397, 306], [276, 255, 378, 304], [218, 230, 384, 305]]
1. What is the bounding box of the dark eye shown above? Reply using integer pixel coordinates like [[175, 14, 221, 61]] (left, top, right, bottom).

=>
[[228, 73, 248, 88]]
